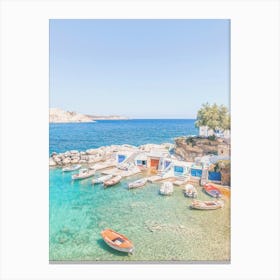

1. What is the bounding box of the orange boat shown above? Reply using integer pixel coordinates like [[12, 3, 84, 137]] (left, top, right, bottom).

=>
[[101, 229, 134, 254]]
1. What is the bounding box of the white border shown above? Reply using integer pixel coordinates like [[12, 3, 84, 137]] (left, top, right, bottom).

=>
[[0, 0, 279, 279]]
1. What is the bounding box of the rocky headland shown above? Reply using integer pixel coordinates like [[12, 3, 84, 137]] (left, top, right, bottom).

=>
[[50, 108, 129, 123], [50, 108, 94, 123]]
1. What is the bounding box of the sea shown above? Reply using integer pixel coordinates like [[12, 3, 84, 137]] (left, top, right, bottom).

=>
[[49, 119, 198, 154], [49, 119, 230, 262]]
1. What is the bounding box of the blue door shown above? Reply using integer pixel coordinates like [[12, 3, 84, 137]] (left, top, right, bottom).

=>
[[208, 171, 221, 181], [191, 168, 202, 177]]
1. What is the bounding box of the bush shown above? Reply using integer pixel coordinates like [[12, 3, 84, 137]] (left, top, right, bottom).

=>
[[208, 135, 216, 141], [186, 137, 196, 146]]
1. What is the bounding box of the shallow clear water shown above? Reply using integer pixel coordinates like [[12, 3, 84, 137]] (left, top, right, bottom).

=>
[[49, 168, 230, 262]]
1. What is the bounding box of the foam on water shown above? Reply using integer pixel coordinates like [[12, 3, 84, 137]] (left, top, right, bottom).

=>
[[49, 168, 230, 261]]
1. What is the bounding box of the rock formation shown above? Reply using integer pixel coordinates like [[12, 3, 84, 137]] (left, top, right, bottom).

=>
[[50, 108, 94, 123], [174, 136, 230, 162]]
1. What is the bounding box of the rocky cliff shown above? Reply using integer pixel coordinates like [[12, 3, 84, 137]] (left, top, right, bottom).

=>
[[174, 136, 230, 162], [50, 108, 94, 123]]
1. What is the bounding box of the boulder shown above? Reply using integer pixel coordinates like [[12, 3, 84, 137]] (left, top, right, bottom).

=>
[[64, 151, 71, 157], [80, 155, 89, 161], [86, 149, 98, 155], [49, 158, 57, 166], [53, 156, 62, 163], [88, 155, 97, 161], [71, 158, 79, 164], [79, 159, 87, 164], [62, 157, 71, 165]]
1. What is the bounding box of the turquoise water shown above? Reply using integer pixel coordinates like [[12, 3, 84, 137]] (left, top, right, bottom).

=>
[[49, 168, 230, 262], [49, 119, 230, 262], [49, 119, 198, 154]]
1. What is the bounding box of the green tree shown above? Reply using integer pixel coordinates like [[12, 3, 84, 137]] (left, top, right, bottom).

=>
[[195, 103, 230, 131]]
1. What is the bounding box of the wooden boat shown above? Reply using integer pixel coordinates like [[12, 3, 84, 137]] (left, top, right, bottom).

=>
[[103, 175, 122, 188], [204, 184, 222, 198], [71, 168, 95, 180], [62, 164, 81, 172], [191, 199, 224, 210], [128, 178, 147, 189], [101, 229, 134, 254], [184, 184, 198, 198], [159, 181, 174, 196], [92, 174, 113, 185]]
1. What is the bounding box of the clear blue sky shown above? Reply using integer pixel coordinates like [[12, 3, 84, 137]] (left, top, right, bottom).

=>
[[50, 19, 230, 119]]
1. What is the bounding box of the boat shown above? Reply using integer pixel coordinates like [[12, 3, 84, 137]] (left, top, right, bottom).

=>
[[62, 164, 81, 172], [203, 183, 222, 198], [159, 181, 174, 196], [190, 199, 224, 210], [184, 184, 198, 198], [101, 228, 134, 254], [128, 178, 147, 189], [92, 174, 113, 185], [103, 175, 122, 188], [71, 168, 95, 180]]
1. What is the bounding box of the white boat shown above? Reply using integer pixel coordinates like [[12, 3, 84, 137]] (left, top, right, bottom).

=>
[[103, 175, 122, 188], [184, 184, 198, 198], [128, 178, 147, 189], [72, 168, 95, 180], [62, 164, 81, 172], [92, 174, 113, 185], [190, 199, 224, 210], [159, 182, 174, 196]]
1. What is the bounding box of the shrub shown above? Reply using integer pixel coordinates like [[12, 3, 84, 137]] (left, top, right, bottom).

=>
[[208, 135, 216, 141]]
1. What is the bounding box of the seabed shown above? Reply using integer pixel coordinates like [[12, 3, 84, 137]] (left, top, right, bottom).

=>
[[49, 143, 230, 262]]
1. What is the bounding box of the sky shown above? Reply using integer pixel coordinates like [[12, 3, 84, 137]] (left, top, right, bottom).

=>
[[49, 19, 230, 119]]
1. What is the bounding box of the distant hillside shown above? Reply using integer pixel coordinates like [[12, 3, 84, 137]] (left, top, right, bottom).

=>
[[50, 108, 94, 123], [49, 108, 129, 123], [86, 114, 129, 120]]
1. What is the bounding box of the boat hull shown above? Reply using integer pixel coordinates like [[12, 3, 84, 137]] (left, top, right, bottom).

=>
[[92, 174, 113, 185], [204, 184, 222, 198], [204, 189, 222, 198], [159, 190, 173, 195], [159, 182, 174, 195], [103, 176, 122, 188], [184, 184, 198, 198], [128, 178, 147, 189], [101, 229, 134, 254], [184, 191, 197, 198], [72, 171, 95, 180], [103, 239, 134, 253], [191, 200, 224, 210], [62, 164, 81, 172]]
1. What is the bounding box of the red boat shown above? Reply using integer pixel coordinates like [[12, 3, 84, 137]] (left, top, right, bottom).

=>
[[204, 184, 222, 198]]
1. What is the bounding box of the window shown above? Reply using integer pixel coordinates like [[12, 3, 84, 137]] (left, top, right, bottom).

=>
[[174, 166, 184, 173]]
